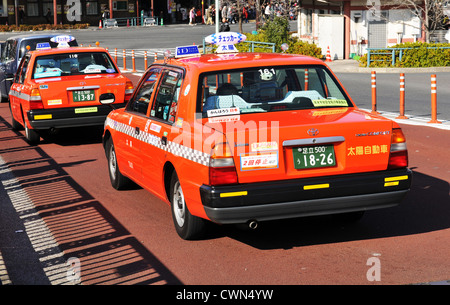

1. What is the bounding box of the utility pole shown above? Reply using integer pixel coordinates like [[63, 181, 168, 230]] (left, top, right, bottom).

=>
[[215, 0, 219, 33], [53, 0, 57, 25], [15, 0, 18, 26]]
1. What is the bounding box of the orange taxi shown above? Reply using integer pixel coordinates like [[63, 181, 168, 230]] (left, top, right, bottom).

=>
[[101, 35, 411, 240], [9, 44, 133, 144]]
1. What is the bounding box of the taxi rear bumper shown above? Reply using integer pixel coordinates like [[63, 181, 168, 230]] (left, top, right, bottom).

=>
[[200, 168, 412, 224], [27, 103, 126, 129]]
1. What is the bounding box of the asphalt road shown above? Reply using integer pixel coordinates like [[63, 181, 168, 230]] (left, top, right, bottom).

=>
[[337, 72, 450, 123]]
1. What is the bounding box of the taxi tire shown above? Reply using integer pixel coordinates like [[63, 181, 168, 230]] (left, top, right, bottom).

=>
[[24, 120, 40, 145], [170, 173, 205, 240], [9, 104, 23, 131], [106, 137, 130, 190]]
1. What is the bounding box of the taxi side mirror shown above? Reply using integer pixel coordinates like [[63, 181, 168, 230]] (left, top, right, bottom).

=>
[[99, 93, 115, 105]]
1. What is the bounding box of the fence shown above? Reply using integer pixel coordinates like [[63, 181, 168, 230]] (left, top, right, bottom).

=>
[[101, 17, 163, 28], [366, 47, 450, 67]]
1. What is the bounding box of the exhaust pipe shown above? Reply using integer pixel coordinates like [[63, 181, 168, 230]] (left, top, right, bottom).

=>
[[247, 220, 258, 230]]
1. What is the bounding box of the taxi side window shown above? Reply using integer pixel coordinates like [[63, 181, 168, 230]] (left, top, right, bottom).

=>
[[14, 55, 30, 84], [126, 67, 162, 115], [150, 69, 182, 123]]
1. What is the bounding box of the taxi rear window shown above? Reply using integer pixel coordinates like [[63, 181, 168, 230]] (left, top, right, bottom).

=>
[[19, 38, 78, 59], [199, 66, 352, 117], [32, 52, 117, 79]]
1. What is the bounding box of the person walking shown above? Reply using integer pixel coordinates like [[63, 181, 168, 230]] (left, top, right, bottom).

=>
[[243, 5, 248, 23], [45, 8, 51, 24], [219, 17, 230, 32], [189, 7, 195, 25], [19, 7, 25, 24], [205, 6, 213, 25]]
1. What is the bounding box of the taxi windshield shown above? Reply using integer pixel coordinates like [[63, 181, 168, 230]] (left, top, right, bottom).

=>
[[32, 52, 117, 79], [199, 65, 352, 118]]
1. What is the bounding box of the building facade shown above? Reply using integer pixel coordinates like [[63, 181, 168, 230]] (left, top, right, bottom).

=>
[[0, 0, 200, 26]]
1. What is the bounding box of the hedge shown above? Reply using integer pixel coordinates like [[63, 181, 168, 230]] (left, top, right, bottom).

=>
[[359, 42, 450, 67], [0, 23, 90, 32]]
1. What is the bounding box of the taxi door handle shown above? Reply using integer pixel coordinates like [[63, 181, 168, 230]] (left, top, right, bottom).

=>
[[161, 136, 167, 146], [135, 127, 140, 135]]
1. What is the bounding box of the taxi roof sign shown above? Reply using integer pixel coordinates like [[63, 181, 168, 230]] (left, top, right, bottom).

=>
[[175, 45, 200, 58], [50, 35, 75, 48], [204, 32, 246, 54]]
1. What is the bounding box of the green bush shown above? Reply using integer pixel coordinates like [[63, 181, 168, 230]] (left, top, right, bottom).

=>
[[359, 42, 450, 67]]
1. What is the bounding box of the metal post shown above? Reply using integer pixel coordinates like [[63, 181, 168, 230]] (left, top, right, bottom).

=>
[[396, 73, 408, 119], [371, 71, 378, 114], [428, 74, 441, 124]]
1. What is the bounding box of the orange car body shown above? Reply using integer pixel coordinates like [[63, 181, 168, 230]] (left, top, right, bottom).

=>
[[102, 50, 411, 239], [9, 46, 133, 143]]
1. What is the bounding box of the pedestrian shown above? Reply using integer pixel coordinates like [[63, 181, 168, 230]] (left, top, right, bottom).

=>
[[243, 5, 248, 23], [102, 8, 110, 25], [45, 8, 51, 24], [19, 7, 25, 24], [205, 6, 213, 25], [221, 4, 227, 21], [189, 7, 195, 25], [265, 3, 272, 21], [220, 17, 230, 32]]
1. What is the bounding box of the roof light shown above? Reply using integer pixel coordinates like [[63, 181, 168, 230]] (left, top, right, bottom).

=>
[[204, 32, 247, 54], [175, 45, 200, 58], [36, 42, 51, 50], [50, 35, 75, 48]]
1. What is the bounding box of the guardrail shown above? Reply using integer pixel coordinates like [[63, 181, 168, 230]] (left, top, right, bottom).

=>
[[366, 47, 450, 67], [102, 17, 162, 28]]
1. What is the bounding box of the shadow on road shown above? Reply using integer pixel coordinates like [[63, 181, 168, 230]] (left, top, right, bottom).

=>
[[0, 116, 181, 285], [221, 169, 449, 250]]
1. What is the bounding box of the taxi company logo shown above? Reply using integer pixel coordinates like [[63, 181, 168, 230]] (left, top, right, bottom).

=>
[[307, 128, 319, 136], [355, 131, 390, 137]]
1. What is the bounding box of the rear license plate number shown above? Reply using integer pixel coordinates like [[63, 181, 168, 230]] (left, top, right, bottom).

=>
[[293, 145, 336, 169], [73, 90, 95, 102]]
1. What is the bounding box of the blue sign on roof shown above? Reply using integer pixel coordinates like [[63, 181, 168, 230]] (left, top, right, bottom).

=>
[[175, 45, 200, 58], [36, 42, 51, 50]]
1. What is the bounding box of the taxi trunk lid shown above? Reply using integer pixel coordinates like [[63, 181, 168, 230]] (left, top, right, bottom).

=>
[[207, 108, 396, 184]]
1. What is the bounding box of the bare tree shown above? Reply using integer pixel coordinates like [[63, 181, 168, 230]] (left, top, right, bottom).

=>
[[367, 0, 447, 42]]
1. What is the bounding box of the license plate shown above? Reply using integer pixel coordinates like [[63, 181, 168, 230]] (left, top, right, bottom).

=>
[[73, 90, 95, 102], [293, 145, 336, 169]]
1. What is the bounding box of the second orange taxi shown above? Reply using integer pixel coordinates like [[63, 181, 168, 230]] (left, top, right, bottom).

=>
[[9, 41, 133, 144]]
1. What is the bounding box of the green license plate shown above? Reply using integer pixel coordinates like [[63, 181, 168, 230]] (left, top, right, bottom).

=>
[[293, 145, 336, 169], [73, 90, 95, 102]]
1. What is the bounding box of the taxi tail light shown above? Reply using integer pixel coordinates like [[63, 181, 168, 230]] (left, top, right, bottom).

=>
[[388, 128, 408, 169], [124, 81, 134, 100], [209, 142, 238, 185], [29, 88, 44, 110]]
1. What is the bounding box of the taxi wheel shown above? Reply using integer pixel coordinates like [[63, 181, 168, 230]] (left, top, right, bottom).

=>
[[9, 106, 22, 131], [170, 173, 205, 240], [24, 121, 40, 145], [106, 137, 130, 190]]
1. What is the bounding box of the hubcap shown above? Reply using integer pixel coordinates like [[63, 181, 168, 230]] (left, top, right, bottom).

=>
[[173, 181, 185, 227], [109, 145, 117, 179]]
